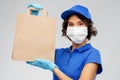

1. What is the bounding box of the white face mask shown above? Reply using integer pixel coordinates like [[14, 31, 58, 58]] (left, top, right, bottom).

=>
[[67, 26, 88, 44]]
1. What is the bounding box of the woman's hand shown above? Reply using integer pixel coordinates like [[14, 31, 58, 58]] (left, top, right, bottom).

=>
[[27, 58, 72, 80], [26, 58, 58, 71]]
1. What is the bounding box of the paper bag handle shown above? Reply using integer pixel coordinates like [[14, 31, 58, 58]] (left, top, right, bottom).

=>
[[27, 7, 48, 17]]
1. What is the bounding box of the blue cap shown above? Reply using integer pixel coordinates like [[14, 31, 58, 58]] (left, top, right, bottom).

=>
[[61, 5, 92, 20]]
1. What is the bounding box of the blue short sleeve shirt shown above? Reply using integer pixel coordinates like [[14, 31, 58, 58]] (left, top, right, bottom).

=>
[[53, 43, 102, 80]]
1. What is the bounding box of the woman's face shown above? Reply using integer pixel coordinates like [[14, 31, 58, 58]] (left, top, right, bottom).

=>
[[68, 15, 87, 27]]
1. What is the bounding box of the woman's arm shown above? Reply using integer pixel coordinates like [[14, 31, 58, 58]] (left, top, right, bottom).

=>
[[53, 68, 73, 80], [79, 63, 98, 80], [27, 58, 72, 80]]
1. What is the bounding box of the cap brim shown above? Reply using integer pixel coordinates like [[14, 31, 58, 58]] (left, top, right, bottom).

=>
[[61, 10, 82, 20]]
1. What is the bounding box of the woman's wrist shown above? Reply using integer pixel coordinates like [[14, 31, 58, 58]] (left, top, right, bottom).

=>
[[53, 67, 72, 80], [53, 67, 59, 72]]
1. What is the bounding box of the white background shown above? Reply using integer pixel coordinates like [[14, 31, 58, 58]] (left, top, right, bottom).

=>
[[0, 0, 120, 80]]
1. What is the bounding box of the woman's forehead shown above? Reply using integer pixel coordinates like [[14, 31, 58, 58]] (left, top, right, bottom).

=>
[[68, 15, 83, 22]]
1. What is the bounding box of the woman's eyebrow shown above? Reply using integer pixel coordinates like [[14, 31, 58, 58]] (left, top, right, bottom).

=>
[[68, 20, 83, 23], [77, 20, 83, 23], [68, 22, 73, 24]]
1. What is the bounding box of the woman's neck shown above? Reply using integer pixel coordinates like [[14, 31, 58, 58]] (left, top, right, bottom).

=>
[[71, 39, 87, 52]]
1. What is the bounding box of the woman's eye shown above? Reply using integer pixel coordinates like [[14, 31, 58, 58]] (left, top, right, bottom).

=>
[[68, 23, 74, 26], [78, 23, 84, 25]]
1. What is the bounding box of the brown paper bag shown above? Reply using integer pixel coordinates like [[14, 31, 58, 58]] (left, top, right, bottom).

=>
[[12, 9, 56, 61]]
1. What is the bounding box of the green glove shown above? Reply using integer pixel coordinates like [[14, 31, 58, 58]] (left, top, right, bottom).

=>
[[26, 58, 58, 71]]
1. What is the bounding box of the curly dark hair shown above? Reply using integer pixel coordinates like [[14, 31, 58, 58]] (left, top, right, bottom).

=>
[[62, 13, 97, 40]]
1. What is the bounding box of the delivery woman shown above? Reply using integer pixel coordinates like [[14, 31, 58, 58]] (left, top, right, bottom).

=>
[[27, 4, 103, 80]]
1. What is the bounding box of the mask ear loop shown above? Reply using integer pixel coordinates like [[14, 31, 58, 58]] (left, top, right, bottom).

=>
[[67, 35, 72, 41]]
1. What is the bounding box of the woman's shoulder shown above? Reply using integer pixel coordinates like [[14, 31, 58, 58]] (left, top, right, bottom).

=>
[[92, 46, 101, 55], [55, 48, 67, 52], [84, 43, 101, 55], [83, 43, 101, 58], [90, 47, 100, 54], [86, 45, 102, 60], [55, 47, 69, 55]]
